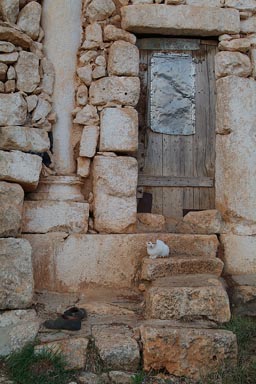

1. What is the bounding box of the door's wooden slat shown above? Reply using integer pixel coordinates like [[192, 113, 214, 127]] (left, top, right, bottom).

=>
[[138, 176, 214, 187]]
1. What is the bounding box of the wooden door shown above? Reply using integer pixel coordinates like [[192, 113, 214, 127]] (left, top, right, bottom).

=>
[[137, 38, 217, 218]]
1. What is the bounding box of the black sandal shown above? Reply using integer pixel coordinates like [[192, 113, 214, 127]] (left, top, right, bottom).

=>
[[62, 307, 87, 321], [43, 317, 81, 331]]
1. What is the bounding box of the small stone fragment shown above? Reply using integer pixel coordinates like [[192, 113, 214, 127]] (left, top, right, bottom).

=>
[[15, 51, 40, 93], [79, 50, 97, 64], [80, 126, 99, 158], [240, 15, 256, 33], [176, 209, 223, 234], [4, 79, 15, 93], [0, 52, 18, 64], [0, 0, 19, 24], [86, 0, 116, 21], [17, 1, 42, 40], [137, 213, 165, 233], [73, 105, 99, 125], [0, 93, 27, 126], [7, 65, 15, 80], [77, 65, 92, 86], [0, 41, 15, 53], [0, 81, 4, 92], [40, 58, 55, 95], [0, 25, 32, 49], [0, 182, 24, 237], [218, 38, 251, 52], [108, 40, 139, 76], [26, 94, 38, 112], [76, 84, 88, 106], [85, 22, 102, 43], [0, 126, 50, 153], [92, 65, 106, 79], [32, 96, 51, 122], [0, 63, 7, 81], [77, 157, 91, 178], [104, 25, 136, 45], [215, 51, 251, 78], [109, 371, 135, 384]]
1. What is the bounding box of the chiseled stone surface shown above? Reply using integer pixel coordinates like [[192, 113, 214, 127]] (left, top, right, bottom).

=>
[[0, 126, 50, 153], [145, 276, 231, 323], [0, 0, 19, 24], [100, 107, 138, 152], [79, 126, 99, 158], [0, 309, 40, 357], [92, 325, 140, 371], [216, 76, 256, 221], [221, 234, 256, 275], [104, 25, 136, 45], [86, 0, 116, 21], [22, 201, 89, 234], [0, 238, 33, 309], [0, 93, 27, 126], [121, 5, 240, 36], [0, 182, 24, 237], [140, 326, 237, 380], [108, 41, 139, 76], [17, 1, 42, 40], [137, 213, 165, 233], [93, 156, 138, 233], [15, 51, 40, 93], [0, 150, 42, 191], [89, 76, 140, 106], [215, 51, 251, 78], [176, 209, 223, 234], [35, 338, 88, 370]]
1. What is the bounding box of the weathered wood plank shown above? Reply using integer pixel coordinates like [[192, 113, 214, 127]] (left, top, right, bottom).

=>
[[137, 38, 200, 51], [138, 176, 214, 187]]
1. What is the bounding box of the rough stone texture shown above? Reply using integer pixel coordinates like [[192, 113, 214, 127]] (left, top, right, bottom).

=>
[[0, 309, 40, 357], [92, 325, 140, 371], [86, 0, 116, 21], [0, 150, 42, 191], [26, 94, 38, 112], [0, 63, 7, 81], [40, 57, 55, 95], [0, 41, 15, 53], [93, 156, 137, 233], [221, 234, 256, 275], [251, 48, 256, 79], [141, 257, 224, 280], [0, 52, 18, 64], [121, 5, 240, 36], [79, 126, 99, 158], [216, 77, 256, 221], [0, 0, 19, 24], [176, 210, 223, 234], [108, 41, 139, 76], [77, 65, 92, 86], [109, 371, 134, 384], [17, 1, 42, 40], [104, 25, 136, 44], [99, 107, 138, 152], [215, 51, 251, 78], [141, 326, 237, 380], [15, 51, 40, 93], [0, 238, 33, 309], [73, 105, 99, 125], [78, 373, 99, 384], [22, 201, 89, 234], [5, 79, 15, 93], [89, 76, 140, 106], [146, 276, 231, 323], [0, 93, 27, 126], [35, 338, 88, 370], [76, 84, 88, 106], [137, 213, 165, 233], [0, 182, 24, 237], [240, 15, 256, 34], [218, 38, 251, 53], [186, 0, 221, 5], [77, 157, 91, 178], [0, 25, 32, 49], [32, 97, 51, 123], [85, 22, 102, 43], [0, 126, 50, 153], [225, 0, 256, 11]]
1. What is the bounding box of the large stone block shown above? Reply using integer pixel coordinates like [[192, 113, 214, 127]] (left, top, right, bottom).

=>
[[15, 51, 40, 93], [216, 76, 256, 221], [221, 234, 256, 275], [141, 326, 237, 380], [79, 126, 99, 158], [0, 182, 24, 237], [215, 51, 251, 78], [104, 25, 136, 45], [0, 310, 40, 357], [99, 107, 138, 152], [0, 150, 42, 191], [176, 209, 223, 234], [17, 1, 42, 40], [0, 238, 33, 309], [22, 201, 89, 234], [89, 76, 140, 106], [121, 5, 240, 36], [108, 41, 139, 76], [0, 93, 27, 126], [0, 126, 50, 153], [93, 156, 137, 233]]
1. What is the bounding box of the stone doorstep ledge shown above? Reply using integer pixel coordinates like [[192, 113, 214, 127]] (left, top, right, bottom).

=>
[[121, 5, 240, 36]]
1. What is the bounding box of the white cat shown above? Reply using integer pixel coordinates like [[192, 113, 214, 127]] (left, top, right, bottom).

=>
[[146, 240, 170, 259]]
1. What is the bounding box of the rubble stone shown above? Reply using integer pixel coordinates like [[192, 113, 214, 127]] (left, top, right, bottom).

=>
[[218, 38, 251, 52], [108, 41, 139, 76], [0, 93, 27, 126], [225, 0, 256, 12], [0, 126, 50, 153], [0, 182, 24, 237], [103, 25, 136, 45], [17, 1, 42, 40], [0, 309, 40, 357], [0, 150, 42, 191], [109, 371, 134, 384], [7, 65, 16, 80], [79, 126, 99, 158], [85, 22, 102, 43], [40, 57, 55, 95], [86, 0, 116, 21], [0, 63, 7, 81], [4, 79, 15, 93], [77, 157, 90, 178], [76, 84, 88, 106], [77, 65, 92, 86], [0, 238, 33, 309], [176, 209, 223, 234], [0, 41, 15, 53], [32, 97, 51, 122], [73, 105, 99, 125], [215, 51, 251, 78], [0, 25, 32, 49], [137, 213, 165, 233], [240, 15, 256, 33], [0, 0, 19, 24]]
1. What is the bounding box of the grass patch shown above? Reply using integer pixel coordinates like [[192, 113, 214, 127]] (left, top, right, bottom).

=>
[[5, 343, 74, 384]]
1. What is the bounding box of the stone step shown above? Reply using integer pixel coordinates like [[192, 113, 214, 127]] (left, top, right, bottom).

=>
[[145, 274, 231, 323], [141, 256, 224, 281]]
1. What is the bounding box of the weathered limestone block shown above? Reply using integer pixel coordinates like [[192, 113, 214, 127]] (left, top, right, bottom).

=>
[[73, 105, 99, 125], [79, 126, 99, 158], [35, 338, 88, 370], [186, 0, 221, 5], [85, 22, 102, 44], [77, 65, 92, 86], [141, 326, 237, 380], [0, 238, 33, 309], [0, 52, 18, 64], [26, 94, 38, 112], [0, 126, 50, 153], [216, 76, 256, 221], [17, 1, 42, 40], [5, 79, 15, 93], [32, 97, 51, 123], [0, 182, 24, 237], [76, 85, 88, 106], [0, 309, 40, 357], [176, 209, 223, 234], [0, 25, 32, 49], [240, 15, 256, 33], [7, 65, 16, 80], [0, 93, 27, 126], [90, 76, 140, 106], [0, 63, 7, 81], [92, 325, 140, 371], [77, 157, 90, 178], [215, 51, 251, 78], [93, 156, 137, 233], [0, 150, 42, 191], [79, 50, 97, 64], [100, 107, 138, 152], [221, 234, 256, 275], [137, 213, 165, 233], [121, 5, 240, 36], [86, 0, 116, 21], [225, 0, 256, 12], [22, 201, 89, 234], [218, 38, 251, 52], [104, 25, 136, 45], [0, 41, 15, 53], [146, 276, 231, 322], [0, 0, 19, 24], [108, 41, 139, 76]]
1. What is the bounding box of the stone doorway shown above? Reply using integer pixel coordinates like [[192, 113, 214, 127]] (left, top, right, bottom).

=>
[[137, 38, 217, 218]]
